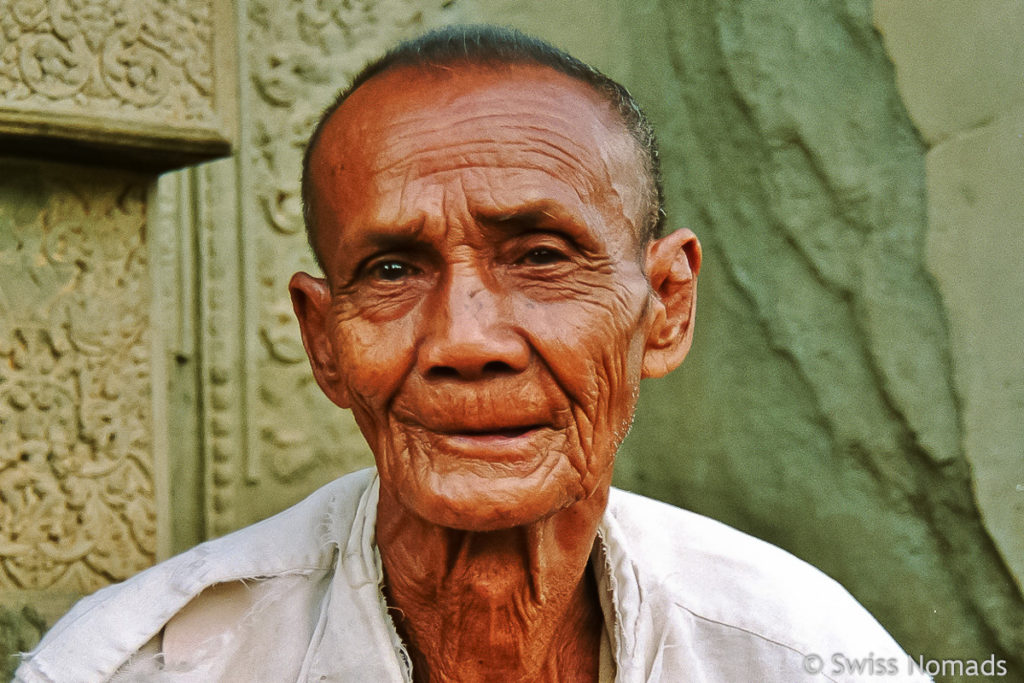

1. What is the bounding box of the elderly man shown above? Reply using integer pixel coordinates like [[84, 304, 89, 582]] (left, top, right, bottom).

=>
[[16, 26, 926, 682]]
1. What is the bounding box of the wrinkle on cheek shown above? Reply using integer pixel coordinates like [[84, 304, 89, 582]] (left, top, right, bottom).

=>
[[378, 422, 410, 491], [328, 315, 417, 408], [532, 281, 646, 487], [353, 296, 420, 322], [329, 274, 431, 326], [574, 349, 637, 482], [327, 297, 359, 323], [350, 393, 387, 455], [568, 403, 597, 478], [520, 267, 619, 303]]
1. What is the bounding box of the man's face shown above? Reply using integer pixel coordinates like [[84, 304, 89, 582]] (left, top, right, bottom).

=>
[[299, 64, 665, 530]]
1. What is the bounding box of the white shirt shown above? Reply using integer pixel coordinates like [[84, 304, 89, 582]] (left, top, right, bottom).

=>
[[15, 468, 929, 682]]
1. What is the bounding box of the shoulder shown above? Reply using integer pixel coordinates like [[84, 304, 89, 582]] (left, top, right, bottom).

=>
[[15, 468, 377, 683], [135, 465, 376, 591], [605, 487, 855, 614], [602, 488, 924, 679]]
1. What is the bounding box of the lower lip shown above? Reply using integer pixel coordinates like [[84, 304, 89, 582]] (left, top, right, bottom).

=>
[[427, 427, 550, 461]]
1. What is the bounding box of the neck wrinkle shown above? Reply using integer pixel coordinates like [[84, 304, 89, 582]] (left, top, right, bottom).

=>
[[375, 483, 607, 682]]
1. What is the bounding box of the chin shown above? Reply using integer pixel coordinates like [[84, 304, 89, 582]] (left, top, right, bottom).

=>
[[406, 475, 584, 532]]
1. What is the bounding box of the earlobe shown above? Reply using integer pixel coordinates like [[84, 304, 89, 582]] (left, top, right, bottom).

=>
[[288, 272, 351, 408], [642, 228, 701, 379]]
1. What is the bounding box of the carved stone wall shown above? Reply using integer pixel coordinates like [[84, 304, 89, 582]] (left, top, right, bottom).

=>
[[0, 0, 234, 167], [0, 160, 154, 593], [0, 2, 233, 676], [0, 159, 154, 676]]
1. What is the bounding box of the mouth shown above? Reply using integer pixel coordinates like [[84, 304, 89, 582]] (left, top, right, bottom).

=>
[[444, 424, 546, 439]]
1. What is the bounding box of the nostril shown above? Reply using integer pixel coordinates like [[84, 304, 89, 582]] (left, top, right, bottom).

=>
[[427, 366, 459, 379], [425, 361, 516, 380], [482, 360, 514, 374]]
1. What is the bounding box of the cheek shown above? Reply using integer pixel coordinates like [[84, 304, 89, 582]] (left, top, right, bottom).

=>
[[332, 313, 417, 408], [522, 289, 647, 428]]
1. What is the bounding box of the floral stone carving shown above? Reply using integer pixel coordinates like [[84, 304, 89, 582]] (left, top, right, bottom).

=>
[[0, 160, 155, 593], [0, 0, 234, 168]]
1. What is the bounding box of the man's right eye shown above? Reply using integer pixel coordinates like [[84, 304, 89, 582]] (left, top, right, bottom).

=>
[[368, 260, 417, 281]]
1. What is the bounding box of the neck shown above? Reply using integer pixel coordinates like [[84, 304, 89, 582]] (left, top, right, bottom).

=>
[[376, 485, 608, 683]]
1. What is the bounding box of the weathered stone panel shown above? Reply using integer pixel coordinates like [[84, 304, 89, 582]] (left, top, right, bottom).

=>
[[925, 114, 1024, 599], [873, 0, 1024, 144], [0, 5, 234, 676], [0, 0, 235, 168], [0, 159, 155, 593], [875, 0, 1024, 604], [0, 159, 154, 678]]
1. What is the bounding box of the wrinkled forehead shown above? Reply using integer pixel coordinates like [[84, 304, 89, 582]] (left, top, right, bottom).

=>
[[307, 63, 646, 242]]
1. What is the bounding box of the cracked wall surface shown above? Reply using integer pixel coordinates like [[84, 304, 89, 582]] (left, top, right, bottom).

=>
[[874, 0, 1024, 606], [606, 1, 1023, 679]]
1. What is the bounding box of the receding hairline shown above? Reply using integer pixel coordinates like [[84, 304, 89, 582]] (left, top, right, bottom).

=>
[[301, 26, 665, 270]]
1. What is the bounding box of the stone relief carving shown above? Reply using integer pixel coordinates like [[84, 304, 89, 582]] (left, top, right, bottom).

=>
[[0, 162, 155, 593], [0, 0, 215, 124], [191, 159, 252, 537]]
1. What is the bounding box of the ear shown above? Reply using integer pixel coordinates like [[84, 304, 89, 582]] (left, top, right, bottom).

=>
[[642, 228, 701, 379], [288, 272, 351, 408]]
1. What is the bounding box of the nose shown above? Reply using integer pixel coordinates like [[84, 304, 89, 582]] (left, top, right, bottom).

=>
[[417, 267, 530, 381]]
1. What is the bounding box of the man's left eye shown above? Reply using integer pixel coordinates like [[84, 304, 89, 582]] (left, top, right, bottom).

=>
[[520, 247, 568, 266]]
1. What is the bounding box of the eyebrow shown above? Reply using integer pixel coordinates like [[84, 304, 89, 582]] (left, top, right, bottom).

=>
[[342, 200, 602, 258], [348, 216, 430, 251], [476, 202, 592, 242], [362, 230, 428, 251], [331, 224, 432, 283]]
